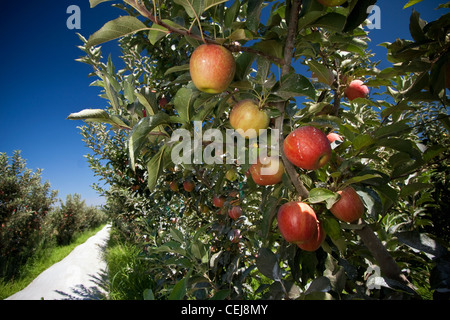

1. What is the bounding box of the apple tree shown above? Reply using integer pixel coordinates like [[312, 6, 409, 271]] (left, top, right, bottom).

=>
[[69, 0, 450, 300]]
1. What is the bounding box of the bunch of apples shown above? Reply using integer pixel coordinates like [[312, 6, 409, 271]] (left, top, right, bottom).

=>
[[188, 33, 368, 249]]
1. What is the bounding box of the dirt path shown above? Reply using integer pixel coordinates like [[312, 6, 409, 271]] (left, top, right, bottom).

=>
[[5, 224, 111, 300]]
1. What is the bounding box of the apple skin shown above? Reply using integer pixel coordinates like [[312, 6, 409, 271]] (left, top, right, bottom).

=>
[[283, 126, 332, 170], [344, 80, 369, 101], [228, 206, 242, 220], [183, 181, 195, 192], [327, 132, 343, 143], [277, 202, 319, 244], [316, 0, 346, 7], [229, 100, 269, 139], [213, 195, 226, 208], [169, 181, 179, 192], [189, 44, 236, 94], [250, 156, 285, 186], [330, 186, 365, 223], [297, 221, 326, 252]]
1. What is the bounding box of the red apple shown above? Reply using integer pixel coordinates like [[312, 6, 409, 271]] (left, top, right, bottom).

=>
[[228, 206, 242, 220], [250, 156, 285, 186], [297, 221, 326, 252], [183, 181, 195, 192], [344, 80, 369, 101], [229, 100, 269, 139], [189, 44, 236, 94], [283, 126, 332, 170], [169, 181, 179, 192], [277, 202, 319, 244], [316, 0, 346, 6], [213, 195, 226, 208], [327, 132, 344, 143], [330, 186, 365, 223]]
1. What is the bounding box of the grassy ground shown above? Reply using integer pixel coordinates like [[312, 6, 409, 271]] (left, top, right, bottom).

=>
[[0, 224, 107, 300]]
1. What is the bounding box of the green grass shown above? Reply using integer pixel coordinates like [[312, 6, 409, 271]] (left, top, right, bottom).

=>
[[0, 224, 107, 300], [105, 229, 155, 300]]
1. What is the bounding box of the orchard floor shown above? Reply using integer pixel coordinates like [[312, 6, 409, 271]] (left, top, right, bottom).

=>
[[5, 224, 111, 300]]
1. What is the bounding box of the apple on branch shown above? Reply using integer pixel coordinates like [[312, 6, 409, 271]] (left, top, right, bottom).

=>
[[329, 186, 365, 223], [283, 126, 332, 170], [249, 156, 285, 186], [228, 205, 242, 220], [189, 44, 236, 94], [344, 80, 369, 101], [277, 201, 319, 244], [229, 100, 269, 139], [297, 221, 326, 252]]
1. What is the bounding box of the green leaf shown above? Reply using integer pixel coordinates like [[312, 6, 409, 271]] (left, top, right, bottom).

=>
[[148, 24, 170, 45], [174, 0, 228, 19], [67, 108, 110, 122], [343, 0, 377, 33], [352, 134, 375, 151], [86, 16, 148, 48], [313, 12, 346, 32], [143, 289, 155, 300], [400, 182, 433, 197], [170, 227, 185, 243], [341, 174, 383, 189], [224, 0, 240, 28], [89, 0, 113, 8], [409, 9, 427, 42], [247, 0, 263, 32], [210, 289, 230, 300], [308, 188, 339, 209], [373, 121, 411, 139], [256, 248, 280, 280], [147, 145, 168, 191], [273, 73, 316, 101], [164, 64, 190, 76], [168, 270, 192, 300], [403, 0, 425, 9], [173, 87, 197, 124], [128, 113, 170, 170], [307, 60, 334, 86]]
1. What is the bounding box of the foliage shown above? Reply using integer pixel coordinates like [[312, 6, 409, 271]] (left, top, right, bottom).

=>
[[0, 150, 58, 278], [0, 151, 108, 280], [70, 0, 450, 300]]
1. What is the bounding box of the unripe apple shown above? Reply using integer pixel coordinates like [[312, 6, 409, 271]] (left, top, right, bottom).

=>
[[283, 126, 332, 170], [229, 100, 269, 139], [277, 202, 318, 244], [183, 181, 195, 192], [330, 186, 365, 223], [225, 168, 238, 181], [189, 44, 236, 94], [250, 156, 285, 186], [316, 0, 346, 7], [228, 206, 242, 220], [297, 221, 326, 252], [213, 195, 226, 208], [344, 80, 369, 101]]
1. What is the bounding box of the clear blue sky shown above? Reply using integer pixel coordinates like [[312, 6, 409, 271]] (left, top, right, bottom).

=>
[[0, 0, 447, 207]]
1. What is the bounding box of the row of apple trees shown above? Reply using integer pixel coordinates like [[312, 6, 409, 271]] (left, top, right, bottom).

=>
[[69, 0, 450, 300]]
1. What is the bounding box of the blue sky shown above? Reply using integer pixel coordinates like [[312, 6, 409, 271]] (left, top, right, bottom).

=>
[[0, 0, 447, 207]]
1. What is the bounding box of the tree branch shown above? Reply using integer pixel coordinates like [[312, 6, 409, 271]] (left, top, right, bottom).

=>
[[273, 0, 309, 201], [124, 0, 284, 65]]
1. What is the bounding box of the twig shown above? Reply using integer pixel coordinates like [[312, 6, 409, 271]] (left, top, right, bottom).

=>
[[273, 0, 309, 201], [124, 0, 284, 65]]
